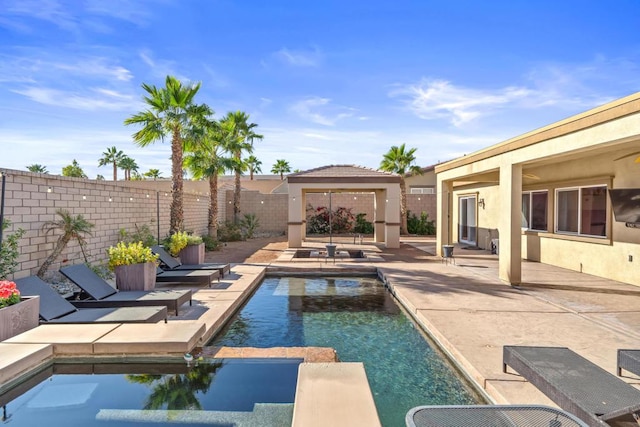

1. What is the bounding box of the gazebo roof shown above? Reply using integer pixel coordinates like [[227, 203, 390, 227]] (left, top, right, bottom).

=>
[[287, 165, 401, 184]]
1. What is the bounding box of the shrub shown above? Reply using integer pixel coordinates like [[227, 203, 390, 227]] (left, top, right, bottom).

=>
[[186, 234, 203, 246], [240, 213, 260, 239], [407, 211, 435, 235], [353, 213, 374, 234], [0, 220, 26, 280], [201, 235, 221, 251], [107, 241, 159, 270], [167, 231, 190, 256], [306, 205, 355, 234], [118, 223, 157, 248], [218, 222, 243, 242], [0, 280, 20, 308]]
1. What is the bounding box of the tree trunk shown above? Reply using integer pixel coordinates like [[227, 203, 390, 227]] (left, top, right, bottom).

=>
[[233, 152, 241, 224], [37, 235, 71, 278], [170, 130, 184, 233], [113, 162, 117, 181], [400, 177, 408, 235], [208, 173, 218, 238], [250, 170, 254, 180]]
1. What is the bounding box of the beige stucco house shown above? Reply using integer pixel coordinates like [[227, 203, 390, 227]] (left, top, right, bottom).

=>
[[436, 92, 640, 287]]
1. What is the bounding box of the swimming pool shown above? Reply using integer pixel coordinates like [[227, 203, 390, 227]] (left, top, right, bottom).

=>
[[0, 358, 301, 426], [209, 276, 480, 427]]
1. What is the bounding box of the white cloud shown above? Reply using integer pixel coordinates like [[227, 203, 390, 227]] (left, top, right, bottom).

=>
[[2, 0, 78, 31], [274, 47, 322, 67], [290, 97, 355, 126], [85, 0, 152, 25], [12, 87, 135, 111]]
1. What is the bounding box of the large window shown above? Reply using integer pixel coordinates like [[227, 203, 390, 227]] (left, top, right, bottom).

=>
[[522, 191, 548, 231], [555, 185, 607, 237]]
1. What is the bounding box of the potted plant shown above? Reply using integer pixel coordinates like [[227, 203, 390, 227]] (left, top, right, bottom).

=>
[[168, 232, 204, 265], [0, 280, 39, 341], [107, 242, 160, 291]]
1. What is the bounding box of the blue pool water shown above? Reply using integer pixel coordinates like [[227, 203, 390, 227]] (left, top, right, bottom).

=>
[[209, 276, 479, 427], [0, 358, 301, 426]]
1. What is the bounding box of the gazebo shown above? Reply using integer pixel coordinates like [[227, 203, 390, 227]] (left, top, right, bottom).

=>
[[286, 165, 402, 248]]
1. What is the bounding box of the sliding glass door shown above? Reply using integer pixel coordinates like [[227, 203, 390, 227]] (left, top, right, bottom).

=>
[[458, 196, 477, 245]]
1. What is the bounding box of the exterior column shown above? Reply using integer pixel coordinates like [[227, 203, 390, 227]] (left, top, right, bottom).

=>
[[498, 163, 522, 284], [436, 178, 453, 257], [373, 190, 386, 243], [287, 186, 304, 248], [385, 185, 400, 248]]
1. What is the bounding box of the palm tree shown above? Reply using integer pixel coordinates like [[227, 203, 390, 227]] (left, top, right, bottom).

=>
[[245, 155, 262, 180], [26, 164, 48, 174], [61, 160, 88, 178], [271, 159, 291, 180], [184, 118, 234, 238], [37, 209, 94, 278], [96, 174, 105, 180], [98, 146, 125, 181], [119, 156, 139, 180], [144, 169, 162, 180], [221, 111, 263, 223], [125, 75, 208, 234], [379, 144, 422, 234]]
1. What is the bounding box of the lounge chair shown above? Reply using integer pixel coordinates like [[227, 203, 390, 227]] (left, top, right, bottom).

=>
[[59, 264, 192, 316], [14, 276, 168, 324], [152, 245, 231, 278], [503, 346, 640, 426], [155, 267, 219, 288], [617, 349, 640, 377]]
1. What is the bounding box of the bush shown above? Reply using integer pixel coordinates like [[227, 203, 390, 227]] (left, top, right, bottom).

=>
[[0, 220, 26, 280], [240, 213, 260, 239], [353, 213, 374, 234], [165, 231, 201, 256], [306, 205, 355, 234], [107, 241, 159, 271], [186, 234, 203, 246], [218, 221, 243, 242], [118, 223, 157, 248], [407, 211, 435, 235], [201, 235, 221, 251]]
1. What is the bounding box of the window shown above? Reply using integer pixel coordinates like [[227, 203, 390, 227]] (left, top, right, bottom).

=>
[[556, 185, 607, 237], [522, 191, 548, 231], [410, 187, 435, 194]]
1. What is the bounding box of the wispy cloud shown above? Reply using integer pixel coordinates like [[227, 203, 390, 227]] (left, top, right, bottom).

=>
[[290, 97, 355, 126], [274, 47, 323, 67], [85, 0, 153, 26], [2, 0, 78, 31], [13, 87, 135, 111]]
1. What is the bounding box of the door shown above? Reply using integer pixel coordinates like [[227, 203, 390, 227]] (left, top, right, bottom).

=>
[[458, 196, 477, 245]]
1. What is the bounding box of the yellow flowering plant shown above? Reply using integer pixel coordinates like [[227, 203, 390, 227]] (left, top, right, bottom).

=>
[[107, 241, 159, 271], [167, 232, 203, 257]]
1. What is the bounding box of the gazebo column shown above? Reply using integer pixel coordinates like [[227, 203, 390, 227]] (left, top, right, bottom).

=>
[[498, 163, 522, 284], [301, 191, 307, 241], [384, 186, 400, 248], [287, 186, 304, 248], [373, 190, 386, 243], [436, 179, 453, 256]]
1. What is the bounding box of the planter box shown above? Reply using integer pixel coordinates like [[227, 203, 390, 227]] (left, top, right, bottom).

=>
[[115, 262, 156, 291], [179, 243, 205, 265], [0, 296, 40, 341]]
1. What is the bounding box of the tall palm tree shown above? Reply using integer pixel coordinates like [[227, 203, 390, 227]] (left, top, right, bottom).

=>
[[245, 155, 262, 180], [125, 75, 208, 234], [271, 159, 291, 180], [62, 160, 87, 178], [119, 156, 139, 180], [184, 118, 234, 238], [98, 146, 125, 181], [26, 164, 48, 173], [37, 209, 94, 278], [379, 143, 422, 234], [221, 111, 263, 223], [144, 169, 162, 180]]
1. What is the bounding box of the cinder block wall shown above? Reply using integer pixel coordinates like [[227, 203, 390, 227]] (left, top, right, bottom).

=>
[[224, 190, 288, 233]]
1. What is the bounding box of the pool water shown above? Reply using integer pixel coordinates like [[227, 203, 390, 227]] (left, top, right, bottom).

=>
[[209, 276, 479, 427], [0, 358, 301, 427]]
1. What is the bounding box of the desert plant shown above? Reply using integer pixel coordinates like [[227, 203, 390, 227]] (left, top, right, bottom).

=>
[[240, 213, 260, 239], [201, 235, 221, 251], [353, 213, 374, 234], [186, 234, 203, 246], [217, 221, 243, 242], [407, 211, 435, 235], [37, 210, 94, 278], [118, 223, 157, 248], [107, 241, 159, 271], [0, 220, 26, 279]]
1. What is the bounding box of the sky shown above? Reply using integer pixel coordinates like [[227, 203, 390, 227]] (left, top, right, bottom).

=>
[[1, 0, 640, 180]]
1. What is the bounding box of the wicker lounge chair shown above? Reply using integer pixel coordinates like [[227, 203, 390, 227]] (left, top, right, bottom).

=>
[[503, 346, 640, 426], [155, 267, 219, 287], [406, 404, 589, 427], [60, 264, 192, 315], [617, 349, 640, 377], [152, 245, 231, 278], [15, 276, 168, 324]]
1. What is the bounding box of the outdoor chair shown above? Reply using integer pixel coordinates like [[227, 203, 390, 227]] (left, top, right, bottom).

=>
[[151, 245, 231, 278], [60, 264, 192, 316], [15, 276, 168, 324], [617, 349, 640, 377], [406, 404, 589, 427], [155, 267, 220, 288], [503, 345, 640, 426]]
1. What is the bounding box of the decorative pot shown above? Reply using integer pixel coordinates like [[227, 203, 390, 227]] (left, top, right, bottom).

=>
[[0, 296, 40, 341], [179, 243, 205, 265], [326, 244, 337, 257], [115, 262, 156, 291]]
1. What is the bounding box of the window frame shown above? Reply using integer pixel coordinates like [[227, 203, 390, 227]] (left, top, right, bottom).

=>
[[522, 190, 549, 232], [554, 184, 608, 238]]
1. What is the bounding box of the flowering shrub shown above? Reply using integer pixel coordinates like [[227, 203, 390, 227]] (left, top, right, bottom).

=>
[[0, 280, 20, 308], [107, 241, 159, 271], [167, 232, 202, 256], [306, 205, 355, 234]]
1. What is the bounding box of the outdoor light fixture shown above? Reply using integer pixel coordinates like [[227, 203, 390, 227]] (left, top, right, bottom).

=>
[[129, 197, 133, 201], [478, 198, 485, 209], [261, 200, 264, 204], [197, 198, 200, 202], [47, 187, 52, 193], [146, 194, 150, 198], [108, 197, 112, 202], [82, 195, 86, 200]]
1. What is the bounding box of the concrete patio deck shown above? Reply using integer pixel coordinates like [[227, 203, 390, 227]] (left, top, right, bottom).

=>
[[1, 235, 639, 425]]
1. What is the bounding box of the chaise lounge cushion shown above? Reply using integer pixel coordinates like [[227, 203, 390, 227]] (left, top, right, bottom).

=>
[[152, 245, 231, 277]]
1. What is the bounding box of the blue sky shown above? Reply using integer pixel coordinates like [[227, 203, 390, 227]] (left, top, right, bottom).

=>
[[1, 0, 639, 180]]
